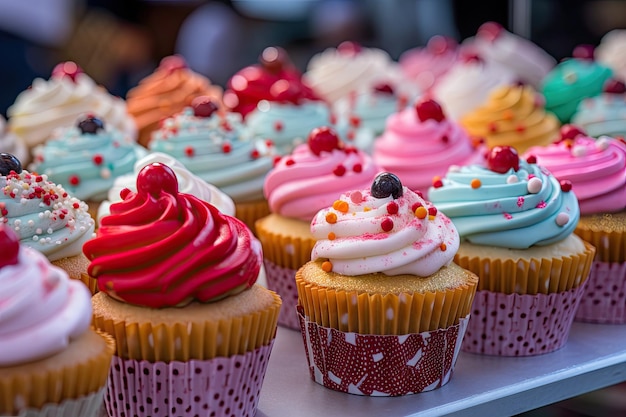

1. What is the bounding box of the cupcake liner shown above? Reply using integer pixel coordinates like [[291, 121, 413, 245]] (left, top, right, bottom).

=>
[[455, 241, 595, 295], [10, 389, 105, 417], [462, 284, 587, 356], [235, 199, 270, 235], [104, 342, 274, 417], [575, 261, 626, 324], [264, 259, 300, 330], [298, 307, 469, 396], [575, 219, 625, 263], [79, 272, 99, 295], [255, 215, 316, 269]]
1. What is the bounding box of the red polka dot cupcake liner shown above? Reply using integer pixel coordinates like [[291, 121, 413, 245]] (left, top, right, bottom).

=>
[[297, 307, 470, 396], [462, 284, 587, 357], [264, 259, 300, 330], [575, 261, 626, 324], [103, 342, 273, 417]]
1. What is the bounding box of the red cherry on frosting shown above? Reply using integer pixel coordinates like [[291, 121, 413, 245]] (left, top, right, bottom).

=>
[[308, 126, 341, 156], [0, 226, 20, 269], [604, 79, 626, 94], [137, 163, 178, 197], [52, 61, 83, 83], [415, 98, 446, 122], [159, 55, 187, 72], [486, 146, 520, 173], [559, 124, 586, 141], [192, 96, 218, 118], [337, 41, 362, 56], [572, 44, 595, 61], [477, 21, 503, 42], [260, 46, 289, 74], [373, 82, 394, 95]]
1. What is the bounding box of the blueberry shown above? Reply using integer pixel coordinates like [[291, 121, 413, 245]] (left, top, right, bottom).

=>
[[0, 153, 22, 176], [77, 115, 104, 134], [371, 172, 403, 199]]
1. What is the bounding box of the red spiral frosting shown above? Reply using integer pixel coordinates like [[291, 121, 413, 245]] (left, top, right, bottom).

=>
[[83, 163, 261, 308]]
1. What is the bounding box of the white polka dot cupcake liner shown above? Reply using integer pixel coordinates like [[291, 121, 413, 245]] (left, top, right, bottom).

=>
[[575, 261, 626, 324], [103, 342, 274, 417], [8, 389, 105, 417], [264, 259, 300, 330], [462, 284, 587, 357], [298, 307, 469, 396]]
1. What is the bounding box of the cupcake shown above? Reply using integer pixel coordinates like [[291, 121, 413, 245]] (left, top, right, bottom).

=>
[[541, 51, 613, 124], [399, 35, 460, 92], [372, 97, 484, 195], [0, 153, 95, 290], [596, 29, 626, 83], [0, 225, 115, 417], [126, 55, 224, 147], [226, 46, 331, 155], [255, 126, 380, 329], [149, 97, 274, 232], [29, 114, 147, 219], [0, 114, 28, 164], [462, 21, 556, 88], [460, 84, 560, 154], [295, 172, 478, 396], [571, 79, 626, 138], [85, 162, 281, 417], [429, 146, 596, 356], [524, 127, 626, 323], [432, 54, 516, 121], [7, 61, 136, 155]]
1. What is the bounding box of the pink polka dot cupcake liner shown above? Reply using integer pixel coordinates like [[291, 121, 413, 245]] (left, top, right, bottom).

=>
[[103, 342, 274, 417], [575, 261, 626, 324], [297, 307, 469, 396], [264, 259, 300, 330], [462, 284, 587, 357]]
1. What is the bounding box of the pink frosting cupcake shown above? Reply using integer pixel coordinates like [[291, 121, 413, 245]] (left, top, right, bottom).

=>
[[372, 97, 484, 196], [399, 35, 460, 92]]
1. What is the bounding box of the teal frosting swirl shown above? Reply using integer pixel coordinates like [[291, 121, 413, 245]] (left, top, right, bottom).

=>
[[149, 108, 275, 202], [541, 58, 613, 123], [428, 160, 580, 248], [30, 124, 147, 201], [571, 94, 626, 137]]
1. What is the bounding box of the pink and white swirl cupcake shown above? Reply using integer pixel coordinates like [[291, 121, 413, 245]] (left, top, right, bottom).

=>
[[372, 97, 484, 196], [255, 126, 381, 328], [399, 35, 460, 92], [524, 126, 626, 323]]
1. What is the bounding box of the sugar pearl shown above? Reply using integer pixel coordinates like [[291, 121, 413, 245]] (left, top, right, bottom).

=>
[[507, 175, 519, 184], [571, 145, 587, 157], [596, 137, 610, 151], [527, 177, 542, 194], [556, 212, 570, 226]]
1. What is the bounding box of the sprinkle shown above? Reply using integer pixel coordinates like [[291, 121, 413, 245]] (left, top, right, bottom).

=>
[[515, 124, 526, 133], [274, 120, 283, 132], [571, 145, 587, 157], [386, 201, 399, 214], [440, 243, 447, 251], [333, 165, 346, 176], [321, 261, 333, 272], [332, 200, 349, 213], [35, 176, 43, 182], [411, 202, 423, 212], [415, 206, 427, 219], [503, 110, 514, 120], [428, 206, 438, 216], [273, 156, 282, 166], [328, 232, 336, 240], [265, 139, 274, 147], [507, 175, 519, 184], [536, 201, 546, 209], [349, 115, 361, 128], [350, 191, 363, 203], [432, 176, 443, 188], [503, 212, 513, 220], [68, 175, 80, 186], [250, 149, 260, 159], [100, 168, 111, 179], [185, 146, 195, 157], [222, 143, 232, 153], [352, 163, 362, 173], [556, 212, 570, 226], [92, 154, 104, 165], [330, 113, 337, 125], [441, 134, 449, 143], [560, 180, 572, 192], [285, 158, 295, 166], [527, 177, 542, 194], [517, 196, 525, 207], [325, 212, 337, 224], [72, 202, 80, 209], [526, 155, 537, 164], [346, 130, 355, 141], [596, 137, 610, 150], [470, 178, 481, 189], [363, 207, 371, 212], [381, 217, 394, 232]]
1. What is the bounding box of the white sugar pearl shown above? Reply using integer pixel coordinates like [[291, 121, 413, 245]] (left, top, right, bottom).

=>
[[556, 212, 570, 226], [448, 165, 461, 173], [527, 177, 542, 193], [571, 145, 587, 157], [100, 168, 112, 179], [507, 175, 519, 184], [596, 137, 610, 151]]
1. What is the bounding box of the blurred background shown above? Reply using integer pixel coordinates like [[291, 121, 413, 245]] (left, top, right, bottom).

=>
[[1, 1, 625, 414]]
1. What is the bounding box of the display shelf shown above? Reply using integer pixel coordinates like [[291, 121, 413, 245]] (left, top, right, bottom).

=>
[[257, 322, 626, 417]]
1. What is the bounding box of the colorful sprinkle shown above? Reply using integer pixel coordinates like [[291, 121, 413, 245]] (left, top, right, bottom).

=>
[[440, 243, 447, 251], [556, 212, 570, 226], [503, 212, 513, 220], [325, 212, 337, 224], [352, 163, 362, 173], [428, 206, 438, 216], [507, 175, 519, 184], [92, 154, 103, 165], [527, 177, 542, 194], [322, 261, 333, 272], [222, 143, 232, 153], [381, 217, 394, 232], [250, 149, 260, 159], [350, 191, 363, 204], [285, 158, 295, 166], [503, 110, 514, 120], [560, 180, 572, 192], [536, 201, 546, 209], [526, 155, 537, 164], [332, 200, 349, 213], [515, 124, 526, 133], [386, 201, 399, 215], [68, 175, 80, 186], [432, 176, 443, 188], [415, 206, 427, 219], [349, 115, 361, 128], [470, 179, 481, 189], [328, 232, 336, 240], [274, 120, 283, 132]]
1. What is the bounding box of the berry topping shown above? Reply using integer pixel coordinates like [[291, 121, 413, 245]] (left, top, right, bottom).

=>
[[373, 83, 394, 95], [371, 172, 403, 199], [526, 155, 537, 164], [559, 124, 586, 141], [260, 46, 289, 74], [0, 153, 22, 176], [427, 35, 456, 55], [191, 96, 219, 118], [77, 115, 104, 134], [572, 44, 595, 61], [477, 21, 503, 42], [0, 226, 20, 269], [560, 179, 572, 192], [486, 146, 520, 173], [603, 79, 626, 94], [159, 55, 187, 72], [51, 61, 83, 82], [415, 98, 446, 122], [308, 126, 341, 156], [137, 163, 178, 197], [337, 41, 362, 56]]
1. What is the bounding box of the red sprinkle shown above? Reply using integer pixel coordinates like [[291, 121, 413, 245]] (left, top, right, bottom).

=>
[[346, 130, 355, 141], [250, 149, 260, 159], [386, 201, 399, 214], [92, 154, 104, 165], [274, 121, 283, 132], [560, 179, 572, 192], [515, 124, 526, 133], [68, 175, 80, 186], [35, 176, 43, 183], [411, 202, 423, 212], [184, 146, 195, 157], [265, 139, 274, 147], [352, 163, 362, 173], [441, 134, 449, 143], [349, 115, 361, 128], [333, 165, 346, 176], [285, 158, 295, 166], [488, 122, 498, 133], [432, 178, 443, 188], [428, 206, 438, 216], [381, 217, 394, 232], [72, 202, 80, 209], [526, 155, 537, 164], [222, 143, 232, 153]]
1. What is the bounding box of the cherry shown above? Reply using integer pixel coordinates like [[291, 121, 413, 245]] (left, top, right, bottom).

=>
[[415, 98, 446, 122], [486, 146, 520, 173], [572, 44, 594, 61], [371, 172, 403, 199], [159, 55, 187, 73], [308, 126, 341, 156], [427, 35, 456, 55], [603, 79, 626, 94], [0, 226, 20, 269], [270, 79, 302, 102], [373, 82, 394, 95], [337, 41, 362, 56], [260, 46, 289, 74], [477, 21, 503, 42], [192, 96, 218, 118], [559, 125, 586, 141], [51, 61, 83, 83], [137, 163, 178, 197], [77, 115, 104, 134], [0, 153, 22, 176]]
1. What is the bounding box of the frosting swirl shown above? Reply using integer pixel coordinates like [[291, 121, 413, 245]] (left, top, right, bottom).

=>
[[596, 30, 626, 83], [310, 174, 459, 276], [571, 93, 626, 137], [265, 127, 380, 221], [0, 115, 28, 165], [83, 163, 261, 308], [460, 85, 560, 153], [428, 148, 580, 248], [524, 135, 626, 215], [29, 116, 147, 201], [0, 227, 92, 366], [399, 35, 459, 92], [149, 106, 275, 202]]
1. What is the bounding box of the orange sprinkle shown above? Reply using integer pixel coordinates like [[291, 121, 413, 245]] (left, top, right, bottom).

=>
[[503, 110, 514, 120], [328, 232, 336, 240], [440, 243, 447, 251], [325, 212, 337, 224], [332, 200, 349, 213], [415, 206, 427, 219], [428, 215, 436, 221], [363, 207, 371, 212], [471, 178, 481, 189], [322, 261, 333, 272]]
